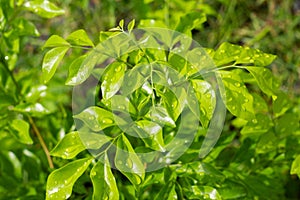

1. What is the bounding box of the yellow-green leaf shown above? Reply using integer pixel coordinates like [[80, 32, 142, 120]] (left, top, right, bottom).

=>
[[50, 132, 85, 159], [46, 158, 92, 200], [66, 29, 94, 47], [91, 154, 119, 200], [42, 46, 69, 83]]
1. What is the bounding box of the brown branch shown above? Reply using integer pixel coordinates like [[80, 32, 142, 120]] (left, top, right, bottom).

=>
[[28, 116, 54, 169]]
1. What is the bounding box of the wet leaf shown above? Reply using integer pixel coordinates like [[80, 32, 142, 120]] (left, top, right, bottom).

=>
[[23, 0, 65, 18], [46, 158, 92, 200], [218, 70, 255, 119], [65, 54, 88, 85], [42, 46, 69, 83], [73, 106, 117, 132], [13, 102, 50, 117], [90, 153, 119, 200], [246, 67, 280, 97], [191, 79, 216, 128], [50, 132, 85, 159], [115, 134, 145, 185], [101, 62, 126, 99]]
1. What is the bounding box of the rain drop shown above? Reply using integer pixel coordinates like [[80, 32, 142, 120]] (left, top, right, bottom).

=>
[[89, 116, 95, 120], [235, 82, 241, 87], [115, 66, 122, 72], [102, 118, 113, 124], [252, 119, 258, 124], [91, 171, 97, 176], [244, 98, 249, 102], [232, 106, 236, 110]]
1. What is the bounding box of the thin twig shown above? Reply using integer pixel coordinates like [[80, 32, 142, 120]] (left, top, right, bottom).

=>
[[28, 116, 54, 169]]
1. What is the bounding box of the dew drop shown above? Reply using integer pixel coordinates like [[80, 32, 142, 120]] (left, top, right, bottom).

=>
[[244, 98, 249, 102], [115, 66, 122, 72], [89, 116, 95, 120], [228, 97, 233, 102], [232, 106, 236, 110], [126, 159, 133, 168], [252, 119, 258, 124], [94, 125, 99, 129], [118, 105, 126, 110], [91, 171, 97, 176], [64, 180, 68, 184], [206, 93, 211, 98], [235, 82, 241, 87], [102, 118, 113, 124], [117, 160, 123, 165]]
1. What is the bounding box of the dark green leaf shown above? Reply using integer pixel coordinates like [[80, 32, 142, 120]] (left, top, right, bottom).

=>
[[13, 18, 39, 36], [42, 46, 69, 83], [10, 119, 33, 144], [46, 158, 92, 200]]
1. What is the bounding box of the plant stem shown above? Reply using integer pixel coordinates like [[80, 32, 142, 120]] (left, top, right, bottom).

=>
[[28, 116, 54, 169]]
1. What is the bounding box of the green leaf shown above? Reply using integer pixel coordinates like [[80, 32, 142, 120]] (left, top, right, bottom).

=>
[[176, 12, 206, 35], [291, 155, 300, 177], [50, 132, 85, 159], [79, 132, 112, 149], [65, 54, 88, 85], [13, 102, 50, 117], [119, 19, 124, 29], [13, 18, 40, 36], [218, 70, 255, 119], [43, 35, 70, 49], [189, 186, 221, 200], [101, 62, 126, 99], [46, 158, 92, 200], [256, 131, 277, 154], [23, 0, 65, 18], [241, 113, 273, 136], [91, 154, 119, 200], [73, 106, 117, 132], [147, 106, 176, 127], [213, 42, 276, 67], [10, 119, 33, 144], [67, 50, 106, 85], [134, 120, 165, 151], [273, 92, 292, 117], [246, 67, 280, 97], [127, 19, 135, 32], [42, 46, 69, 83], [66, 29, 94, 47], [115, 134, 145, 185], [191, 80, 216, 128]]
